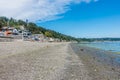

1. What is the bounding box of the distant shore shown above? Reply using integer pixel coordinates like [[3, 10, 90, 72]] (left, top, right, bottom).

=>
[[0, 42, 120, 80]]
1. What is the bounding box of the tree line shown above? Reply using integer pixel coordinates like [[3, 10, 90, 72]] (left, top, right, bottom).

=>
[[77, 38, 120, 42]]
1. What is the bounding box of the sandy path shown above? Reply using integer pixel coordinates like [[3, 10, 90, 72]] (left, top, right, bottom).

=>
[[0, 42, 91, 80]]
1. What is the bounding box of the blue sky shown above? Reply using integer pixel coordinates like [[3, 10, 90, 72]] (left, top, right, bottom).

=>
[[0, 0, 120, 38], [37, 0, 120, 38]]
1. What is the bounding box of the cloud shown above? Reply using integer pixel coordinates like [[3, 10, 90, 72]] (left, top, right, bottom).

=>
[[0, 0, 95, 22]]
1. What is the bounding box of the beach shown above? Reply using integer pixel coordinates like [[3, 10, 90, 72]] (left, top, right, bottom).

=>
[[0, 42, 91, 80], [0, 42, 120, 80]]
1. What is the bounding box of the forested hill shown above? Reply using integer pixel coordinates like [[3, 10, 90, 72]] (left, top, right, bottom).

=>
[[77, 38, 120, 42], [0, 16, 78, 42]]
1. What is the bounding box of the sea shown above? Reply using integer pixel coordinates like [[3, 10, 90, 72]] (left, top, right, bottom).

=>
[[79, 41, 120, 52]]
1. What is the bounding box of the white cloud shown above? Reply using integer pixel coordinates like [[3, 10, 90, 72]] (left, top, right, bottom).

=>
[[0, 0, 95, 22]]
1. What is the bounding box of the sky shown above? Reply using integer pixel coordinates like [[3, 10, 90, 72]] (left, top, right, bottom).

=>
[[0, 0, 120, 38]]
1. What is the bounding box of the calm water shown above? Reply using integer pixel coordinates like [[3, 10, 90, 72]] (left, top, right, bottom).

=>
[[79, 41, 120, 52], [79, 41, 120, 65]]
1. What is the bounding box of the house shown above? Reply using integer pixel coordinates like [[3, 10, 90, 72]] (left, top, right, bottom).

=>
[[54, 38, 61, 42], [48, 38, 54, 42], [12, 28, 19, 35], [0, 31, 4, 36], [23, 30, 31, 37], [0, 27, 14, 42], [0, 27, 13, 36], [0, 27, 19, 34], [31, 34, 45, 41]]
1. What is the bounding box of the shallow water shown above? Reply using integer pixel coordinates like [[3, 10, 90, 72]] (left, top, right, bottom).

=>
[[79, 41, 120, 52], [78, 41, 120, 64]]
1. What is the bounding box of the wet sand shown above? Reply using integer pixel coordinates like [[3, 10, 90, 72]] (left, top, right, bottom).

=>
[[71, 43, 120, 80]]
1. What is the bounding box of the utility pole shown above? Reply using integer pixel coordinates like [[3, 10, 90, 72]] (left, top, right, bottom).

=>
[[21, 26, 24, 41], [22, 30, 24, 41], [26, 19, 28, 28], [7, 20, 10, 27]]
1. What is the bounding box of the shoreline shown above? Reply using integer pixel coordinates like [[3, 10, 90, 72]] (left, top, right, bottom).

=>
[[79, 42, 120, 53], [71, 43, 120, 80], [0, 42, 120, 80]]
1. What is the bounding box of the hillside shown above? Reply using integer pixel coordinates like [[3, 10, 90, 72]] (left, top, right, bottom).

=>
[[0, 16, 78, 42]]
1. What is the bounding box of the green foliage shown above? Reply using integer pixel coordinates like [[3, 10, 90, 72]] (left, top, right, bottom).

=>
[[26, 23, 41, 34], [0, 23, 2, 29], [18, 20, 26, 26], [0, 16, 9, 26], [0, 16, 78, 42], [45, 31, 52, 37]]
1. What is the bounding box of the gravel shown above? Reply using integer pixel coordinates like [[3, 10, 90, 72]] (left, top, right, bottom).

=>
[[0, 42, 91, 80]]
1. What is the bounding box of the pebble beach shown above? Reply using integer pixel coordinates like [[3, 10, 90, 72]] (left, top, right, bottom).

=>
[[0, 42, 120, 80], [0, 42, 91, 80]]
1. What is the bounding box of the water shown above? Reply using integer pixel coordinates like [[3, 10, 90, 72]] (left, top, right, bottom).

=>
[[79, 41, 120, 52], [79, 41, 120, 64]]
